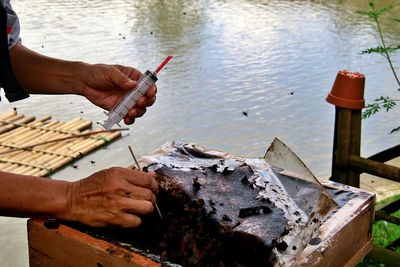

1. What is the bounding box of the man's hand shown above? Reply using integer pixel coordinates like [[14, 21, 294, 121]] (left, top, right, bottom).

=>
[[65, 167, 158, 227], [10, 44, 156, 125], [77, 63, 157, 125]]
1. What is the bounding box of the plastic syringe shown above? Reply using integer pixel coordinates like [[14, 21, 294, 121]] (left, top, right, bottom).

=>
[[102, 56, 172, 130]]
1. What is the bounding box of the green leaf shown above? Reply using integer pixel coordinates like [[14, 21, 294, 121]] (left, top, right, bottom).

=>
[[361, 45, 400, 55], [383, 100, 396, 111], [357, 10, 379, 19], [390, 126, 400, 134], [377, 5, 393, 15], [362, 103, 381, 119], [362, 96, 397, 119], [369, 0, 375, 9], [357, 2, 392, 19]]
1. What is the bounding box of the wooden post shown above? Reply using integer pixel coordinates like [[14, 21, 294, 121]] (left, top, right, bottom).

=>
[[327, 71, 365, 187], [331, 108, 362, 187]]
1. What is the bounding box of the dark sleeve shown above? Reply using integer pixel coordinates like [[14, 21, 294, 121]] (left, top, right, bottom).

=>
[[0, 1, 29, 102]]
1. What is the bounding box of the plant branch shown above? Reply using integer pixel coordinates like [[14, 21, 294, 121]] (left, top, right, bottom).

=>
[[374, 17, 400, 87]]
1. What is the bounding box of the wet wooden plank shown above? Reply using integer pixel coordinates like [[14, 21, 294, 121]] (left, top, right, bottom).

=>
[[360, 157, 400, 205]]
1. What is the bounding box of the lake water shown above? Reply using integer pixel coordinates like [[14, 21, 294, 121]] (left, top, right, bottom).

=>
[[1, 0, 399, 266]]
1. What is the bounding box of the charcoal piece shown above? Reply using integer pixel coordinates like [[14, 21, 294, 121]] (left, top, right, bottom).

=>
[[208, 164, 219, 172], [276, 241, 288, 251], [192, 177, 202, 192], [222, 167, 234, 175], [222, 215, 232, 222], [261, 197, 272, 204], [309, 237, 322, 245], [238, 206, 271, 218], [178, 146, 222, 159], [241, 175, 249, 185]]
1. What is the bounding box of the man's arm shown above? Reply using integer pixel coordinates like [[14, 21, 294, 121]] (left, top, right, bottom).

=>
[[0, 171, 70, 218], [9, 43, 157, 125], [9, 43, 84, 95], [0, 168, 158, 227]]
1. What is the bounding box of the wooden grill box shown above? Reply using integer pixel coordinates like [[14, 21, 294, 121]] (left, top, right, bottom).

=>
[[28, 183, 374, 267], [28, 141, 375, 266]]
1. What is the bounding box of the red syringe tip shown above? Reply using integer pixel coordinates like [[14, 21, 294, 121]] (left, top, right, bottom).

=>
[[155, 55, 172, 74]]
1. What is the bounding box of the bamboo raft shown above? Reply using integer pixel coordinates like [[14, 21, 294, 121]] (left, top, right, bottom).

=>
[[0, 111, 121, 177]]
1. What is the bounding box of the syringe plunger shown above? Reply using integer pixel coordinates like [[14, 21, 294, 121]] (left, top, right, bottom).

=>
[[103, 70, 157, 130], [102, 56, 171, 130]]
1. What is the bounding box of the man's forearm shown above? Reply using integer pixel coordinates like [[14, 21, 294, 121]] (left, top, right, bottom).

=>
[[0, 171, 71, 218], [9, 43, 86, 95]]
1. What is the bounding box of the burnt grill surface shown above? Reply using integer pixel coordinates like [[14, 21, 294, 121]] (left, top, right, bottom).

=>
[[66, 163, 289, 267]]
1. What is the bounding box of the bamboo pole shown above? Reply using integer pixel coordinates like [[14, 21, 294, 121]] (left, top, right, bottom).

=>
[[4, 161, 19, 171], [70, 139, 99, 153], [0, 129, 125, 156], [46, 140, 73, 153], [57, 130, 92, 152], [0, 114, 52, 130], [1, 150, 25, 160], [0, 117, 53, 142], [52, 156, 74, 169], [0, 113, 24, 125], [9, 151, 34, 161], [31, 131, 70, 150], [46, 155, 65, 167], [60, 118, 84, 131], [8, 126, 44, 144], [1, 120, 84, 155], [70, 131, 120, 157], [1, 163, 16, 172], [0, 157, 51, 170], [0, 112, 122, 176], [22, 151, 47, 162], [33, 154, 54, 166], [14, 131, 44, 146], [0, 162, 12, 169], [53, 141, 82, 155], [18, 153, 41, 166], [30, 131, 66, 147], [0, 111, 17, 120], [0, 115, 28, 133], [34, 152, 55, 163], [0, 116, 35, 135], [0, 119, 34, 142], [20, 166, 34, 175], [43, 121, 64, 130], [2, 164, 21, 172], [69, 120, 92, 132], [0, 118, 48, 141], [23, 168, 38, 176], [41, 133, 85, 155], [13, 165, 30, 174], [49, 136, 89, 154]]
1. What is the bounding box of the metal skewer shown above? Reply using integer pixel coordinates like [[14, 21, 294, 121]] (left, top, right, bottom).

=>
[[128, 145, 163, 220]]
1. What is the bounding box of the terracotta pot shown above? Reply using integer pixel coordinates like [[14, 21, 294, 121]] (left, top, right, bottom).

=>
[[326, 70, 365, 109]]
